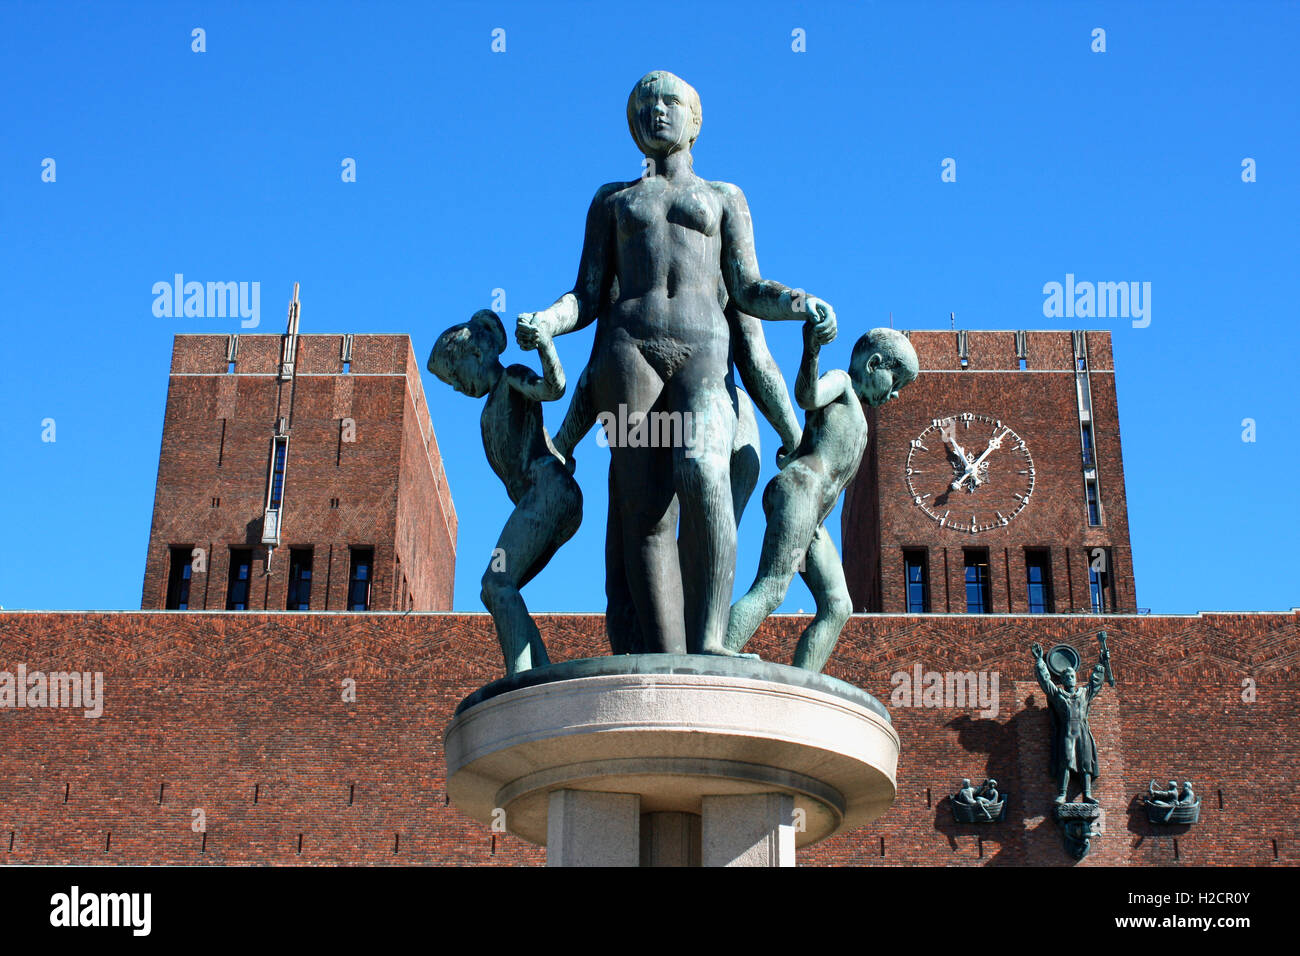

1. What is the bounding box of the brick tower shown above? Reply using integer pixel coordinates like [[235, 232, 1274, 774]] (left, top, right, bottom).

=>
[[141, 286, 457, 612], [842, 329, 1136, 614]]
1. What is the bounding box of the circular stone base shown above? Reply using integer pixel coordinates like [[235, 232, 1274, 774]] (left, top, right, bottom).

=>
[[444, 655, 899, 849]]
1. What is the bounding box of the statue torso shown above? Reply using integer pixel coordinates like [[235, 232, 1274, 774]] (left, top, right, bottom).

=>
[[604, 176, 729, 369], [481, 376, 555, 503]]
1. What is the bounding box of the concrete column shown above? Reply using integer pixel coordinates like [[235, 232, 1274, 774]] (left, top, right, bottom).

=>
[[639, 812, 701, 867], [546, 790, 639, 867], [701, 793, 796, 867]]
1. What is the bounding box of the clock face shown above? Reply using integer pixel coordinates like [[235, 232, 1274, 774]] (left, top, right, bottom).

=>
[[904, 412, 1035, 534]]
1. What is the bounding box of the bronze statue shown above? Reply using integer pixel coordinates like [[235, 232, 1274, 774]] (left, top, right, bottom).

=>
[[1031, 640, 1111, 803], [725, 326, 918, 670], [515, 71, 835, 657], [428, 310, 582, 675]]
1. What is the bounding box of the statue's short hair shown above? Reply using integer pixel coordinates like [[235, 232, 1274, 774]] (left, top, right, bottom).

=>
[[627, 71, 702, 154], [430, 309, 506, 384], [850, 328, 920, 386]]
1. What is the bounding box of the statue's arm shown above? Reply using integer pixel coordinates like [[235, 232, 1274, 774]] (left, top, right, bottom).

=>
[[729, 305, 801, 452], [506, 334, 566, 403], [794, 322, 851, 411], [1087, 662, 1106, 701], [552, 363, 594, 461], [1033, 656, 1059, 700], [717, 183, 817, 324], [528, 184, 620, 338]]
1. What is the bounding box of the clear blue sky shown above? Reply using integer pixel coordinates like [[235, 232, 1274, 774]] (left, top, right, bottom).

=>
[[2, 1, 1296, 614]]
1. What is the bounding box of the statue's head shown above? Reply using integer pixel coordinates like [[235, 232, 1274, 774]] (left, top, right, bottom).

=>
[[1169, 780, 1179, 792], [627, 71, 702, 159], [1182, 780, 1194, 792], [986, 778, 998, 790], [1061, 666, 1078, 690], [428, 309, 507, 398], [961, 777, 972, 788], [850, 329, 920, 407]]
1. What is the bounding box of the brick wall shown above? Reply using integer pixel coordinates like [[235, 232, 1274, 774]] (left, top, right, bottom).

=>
[[0, 609, 1293, 866]]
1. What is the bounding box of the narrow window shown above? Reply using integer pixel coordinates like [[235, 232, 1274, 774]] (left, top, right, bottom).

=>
[[1080, 423, 1094, 466], [1086, 478, 1101, 525], [226, 548, 253, 611], [268, 437, 288, 510], [1089, 560, 1112, 613], [1018, 357, 1026, 371], [903, 550, 929, 613], [287, 548, 313, 610], [348, 548, 374, 611], [166, 546, 194, 610], [1025, 550, 1053, 614], [964, 550, 991, 614]]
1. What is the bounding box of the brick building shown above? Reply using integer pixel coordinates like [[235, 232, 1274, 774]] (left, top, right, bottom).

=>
[[139, 294, 456, 613], [843, 330, 1136, 616], [1, 320, 1294, 867]]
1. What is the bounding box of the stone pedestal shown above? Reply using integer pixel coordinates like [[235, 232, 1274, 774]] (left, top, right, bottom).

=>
[[444, 655, 899, 867]]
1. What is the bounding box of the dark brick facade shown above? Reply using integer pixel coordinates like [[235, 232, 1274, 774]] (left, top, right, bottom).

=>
[[843, 330, 1136, 615], [140, 333, 456, 613], [0, 610, 1293, 866]]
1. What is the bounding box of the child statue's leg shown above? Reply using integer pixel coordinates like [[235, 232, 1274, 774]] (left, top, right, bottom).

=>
[[791, 526, 853, 673], [480, 477, 579, 675], [724, 479, 816, 655]]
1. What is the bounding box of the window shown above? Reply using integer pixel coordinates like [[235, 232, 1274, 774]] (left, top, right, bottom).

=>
[[166, 546, 194, 610], [964, 550, 991, 614], [348, 548, 374, 611], [1025, 550, 1052, 614], [903, 550, 929, 613], [1018, 357, 1027, 371], [268, 437, 288, 510], [226, 548, 253, 611], [1086, 478, 1101, 526], [1089, 560, 1112, 613], [287, 549, 313, 610], [1080, 423, 1094, 466]]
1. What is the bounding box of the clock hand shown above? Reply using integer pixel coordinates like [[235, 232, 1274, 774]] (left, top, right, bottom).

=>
[[954, 428, 1009, 490], [940, 422, 971, 485]]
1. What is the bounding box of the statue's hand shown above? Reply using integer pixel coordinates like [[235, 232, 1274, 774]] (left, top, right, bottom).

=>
[[516, 312, 547, 350], [776, 445, 794, 469], [1031, 642, 1043, 660], [804, 297, 837, 344]]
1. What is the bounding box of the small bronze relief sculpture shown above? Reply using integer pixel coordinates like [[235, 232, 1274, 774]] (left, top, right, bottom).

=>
[[951, 777, 1007, 823], [1144, 779, 1201, 825]]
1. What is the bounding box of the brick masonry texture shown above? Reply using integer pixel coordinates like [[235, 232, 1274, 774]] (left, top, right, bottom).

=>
[[140, 334, 456, 612], [844, 331, 1135, 614], [0, 610, 1295, 866]]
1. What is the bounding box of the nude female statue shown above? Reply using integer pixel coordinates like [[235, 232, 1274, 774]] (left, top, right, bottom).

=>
[[516, 70, 836, 656]]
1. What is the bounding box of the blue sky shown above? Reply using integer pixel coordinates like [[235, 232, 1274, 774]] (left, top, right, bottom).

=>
[[1, 1, 1296, 614]]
